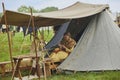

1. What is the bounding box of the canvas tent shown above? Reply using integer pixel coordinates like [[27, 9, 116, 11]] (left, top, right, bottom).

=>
[[58, 11, 120, 71], [1, 2, 120, 71]]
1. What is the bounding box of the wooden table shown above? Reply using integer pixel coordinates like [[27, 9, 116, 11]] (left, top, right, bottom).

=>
[[11, 54, 41, 80]]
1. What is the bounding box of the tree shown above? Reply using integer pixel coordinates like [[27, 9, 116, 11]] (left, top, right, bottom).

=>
[[17, 5, 29, 12], [40, 7, 58, 12], [17, 5, 58, 13], [17, 5, 39, 13]]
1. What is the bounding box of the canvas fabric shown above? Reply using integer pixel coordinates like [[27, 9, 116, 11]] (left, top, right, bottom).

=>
[[58, 11, 120, 71]]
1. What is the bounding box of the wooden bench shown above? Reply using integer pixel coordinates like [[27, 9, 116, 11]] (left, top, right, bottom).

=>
[[45, 59, 63, 76], [0, 61, 11, 76]]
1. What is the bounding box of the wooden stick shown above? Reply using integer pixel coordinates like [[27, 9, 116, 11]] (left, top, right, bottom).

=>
[[2, 2, 14, 71], [43, 58, 47, 80], [11, 59, 19, 80], [40, 42, 47, 80], [30, 8, 40, 80]]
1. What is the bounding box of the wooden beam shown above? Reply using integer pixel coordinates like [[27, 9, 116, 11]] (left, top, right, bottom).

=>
[[30, 8, 41, 80], [2, 2, 14, 71]]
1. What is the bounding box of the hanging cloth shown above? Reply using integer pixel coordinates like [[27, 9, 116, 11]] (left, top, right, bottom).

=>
[[45, 21, 71, 49]]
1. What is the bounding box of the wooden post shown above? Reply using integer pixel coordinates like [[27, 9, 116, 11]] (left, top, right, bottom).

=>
[[2, 2, 14, 71], [39, 38, 47, 80], [42, 53, 47, 80], [30, 8, 41, 80]]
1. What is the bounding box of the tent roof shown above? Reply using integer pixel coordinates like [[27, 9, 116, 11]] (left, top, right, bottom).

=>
[[0, 2, 109, 27]]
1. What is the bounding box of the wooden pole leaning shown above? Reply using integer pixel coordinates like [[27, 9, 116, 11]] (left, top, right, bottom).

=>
[[30, 8, 41, 80], [2, 2, 14, 72], [39, 35, 47, 80]]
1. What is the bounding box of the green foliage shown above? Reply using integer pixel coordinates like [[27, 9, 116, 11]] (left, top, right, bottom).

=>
[[40, 28, 54, 42], [17, 5, 39, 13], [17, 5, 29, 12], [0, 13, 3, 18], [40, 7, 58, 12], [17, 5, 58, 13]]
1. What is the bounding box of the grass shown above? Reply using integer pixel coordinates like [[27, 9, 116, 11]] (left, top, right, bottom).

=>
[[0, 32, 31, 61], [1, 71, 120, 80], [0, 30, 54, 62], [1, 31, 120, 80], [32, 71, 120, 80]]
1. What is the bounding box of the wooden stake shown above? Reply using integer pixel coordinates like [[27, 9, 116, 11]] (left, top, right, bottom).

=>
[[39, 39, 47, 80], [2, 2, 14, 71], [30, 8, 41, 80]]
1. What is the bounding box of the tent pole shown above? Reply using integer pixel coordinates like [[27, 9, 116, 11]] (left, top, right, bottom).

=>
[[2, 2, 14, 71], [39, 31, 47, 80], [30, 8, 41, 80]]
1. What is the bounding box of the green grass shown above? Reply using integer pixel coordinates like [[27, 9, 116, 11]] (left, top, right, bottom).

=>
[[1, 71, 120, 80], [0, 32, 31, 61], [0, 30, 54, 62], [33, 71, 120, 80]]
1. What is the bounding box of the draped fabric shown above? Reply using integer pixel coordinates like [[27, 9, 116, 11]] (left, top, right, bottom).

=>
[[45, 21, 70, 49], [22, 26, 39, 36]]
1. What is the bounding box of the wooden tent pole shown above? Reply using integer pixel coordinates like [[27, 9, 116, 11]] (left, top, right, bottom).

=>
[[39, 32, 47, 80], [2, 2, 14, 70], [30, 8, 41, 80]]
